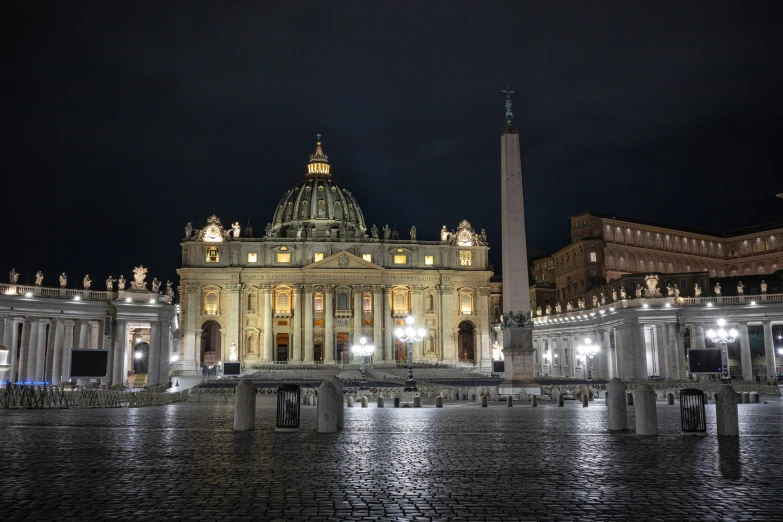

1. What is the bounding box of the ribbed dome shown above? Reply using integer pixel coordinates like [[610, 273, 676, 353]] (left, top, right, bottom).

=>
[[270, 139, 367, 239]]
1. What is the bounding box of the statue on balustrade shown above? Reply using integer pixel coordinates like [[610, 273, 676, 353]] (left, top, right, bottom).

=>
[[761, 280, 767, 294], [600, 292, 606, 305], [674, 284, 680, 297], [59, 273, 67, 288], [714, 283, 722, 296], [231, 222, 241, 238], [371, 224, 379, 239], [184, 222, 193, 239], [591, 295, 598, 307], [737, 281, 744, 295], [644, 274, 661, 297], [635, 285, 643, 298], [9, 268, 18, 284], [106, 276, 116, 291], [383, 224, 391, 240], [545, 304, 551, 315], [666, 283, 674, 297], [166, 280, 174, 297], [536, 306, 542, 316], [620, 287, 627, 299], [566, 301, 574, 312], [694, 283, 702, 297], [83, 275, 91, 290], [440, 225, 450, 242], [478, 229, 487, 246], [612, 289, 617, 301], [265, 223, 272, 238], [555, 302, 562, 313], [117, 275, 126, 291], [577, 298, 585, 310], [152, 278, 161, 293], [131, 266, 148, 290], [296, 224, 305, 239], [35, 271, 43, 286], [410, 226, 417, 241]]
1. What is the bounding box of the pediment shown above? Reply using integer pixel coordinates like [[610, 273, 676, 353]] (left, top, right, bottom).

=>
[[304, 251, 383, 270]]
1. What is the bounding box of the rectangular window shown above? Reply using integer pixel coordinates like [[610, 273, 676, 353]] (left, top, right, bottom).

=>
[[424, 255, 434, 265], [313, 252, 324, 262], [314, 319, 324, 327], [247, 252, 258, 263], [206, 247, 219, 263], [276, 253, 291, 263], [362, 253, 372, 263], [589, 252, 597, 263], [393, 255, 407, 265], [459, 251, 472, 266]]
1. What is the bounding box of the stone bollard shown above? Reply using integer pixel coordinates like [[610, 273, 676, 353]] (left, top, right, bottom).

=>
[[490, 387, 499, 401], [476, 386, 484, 399], [361, 396, 368, 408], [307, 395, 314, 406], [667, 393, 674, 405], [741, 392, 750, 404], [716, 385, 739, 436], [633, 383, 658, 436], [507, 396, 513, 407], [606, 378, 628, 431], [377, 396, 384, 408], [233, 378, 256, 431], [581, 393, 589, 407], [532, 395, 537, 407], [316, 381, 339, 433], [627, 392, 634, 406], [750, 392, 759, 404], [481, 395, 488, 407], [394, 397, 400, 408], [435, 396, 443, 408], [328, 376, 344, 430], [347, 396, 354, 408], [557, 393, 564, 407], [413, 396, 422, 408]]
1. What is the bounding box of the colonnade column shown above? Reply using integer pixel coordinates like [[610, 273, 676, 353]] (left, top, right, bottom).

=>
[[762, 320, 777, 380], [565, 334, 574, 377], [438, 285, 454, 362], [692, 324, 705, 349], [77, 320, 89, 385], [17, 320, 31, 382], [324, 285, 334, 364], [184, 284, 200, 373], [665, 323, 680, 380], [157, 321, 171, 386], [62, 320, 75, 383], [676, 325, 687, 379], [738, 322, 752, 381], [478, 287, 491, 371], [383, 287, 393, 362], [227, 283, 243, 359], [602, 329, 614, 379], [3, 316, 19, 383], [352, 285, 363, 364], [32, 319, 48, 382], [292, 285, 302, 362], [262, 284, 273, 362], [45, 319, 57, 382], [24, 318, 40, 382], [654, 324, 667, 379], [112, 320, 126, 386], [147, 321, 161, 386], [372, 285, 383, 363], [303, 285, 314, 362], [411, 285, 424, 360]]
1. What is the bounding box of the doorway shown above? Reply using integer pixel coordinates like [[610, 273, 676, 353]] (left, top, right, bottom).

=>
[[458, 321, 475, 362], [314, 343, 323, 362], [276, 333, 289, 362], [336, 333, 350, 364], [133, 342, 150, 374], [201, 321, 222, 364]]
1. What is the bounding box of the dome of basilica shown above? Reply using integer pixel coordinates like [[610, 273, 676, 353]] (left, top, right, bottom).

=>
[[270, 139, 367, 239]]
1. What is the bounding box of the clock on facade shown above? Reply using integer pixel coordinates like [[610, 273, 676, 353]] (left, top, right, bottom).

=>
[[204, 225, 222, 242]]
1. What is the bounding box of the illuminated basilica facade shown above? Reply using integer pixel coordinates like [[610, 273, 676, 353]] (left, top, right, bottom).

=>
[[175, 140, 498, 374]]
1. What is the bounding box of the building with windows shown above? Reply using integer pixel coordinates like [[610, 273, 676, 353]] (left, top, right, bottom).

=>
[[175, 139, 494, 374]]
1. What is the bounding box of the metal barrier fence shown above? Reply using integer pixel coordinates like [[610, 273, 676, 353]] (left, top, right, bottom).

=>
[[679, 388, 707, 435], [1, 384, 189, 409]]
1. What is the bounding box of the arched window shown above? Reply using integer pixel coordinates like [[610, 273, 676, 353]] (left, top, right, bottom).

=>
[[426, 294, 434, 311], [337, 292, 349, 310], [205, 292, 218, 314], [247, 294, 253, 311], [362, 293, 372, 312], [394, 292, 406, 313], [277, 292, 290, 312], [461, 294, 472, 314], [314, 293, 324, 312]]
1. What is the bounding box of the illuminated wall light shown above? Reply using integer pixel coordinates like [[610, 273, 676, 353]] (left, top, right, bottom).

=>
[[74, 295, 81, 301], [642, 304, 649, 308], [609, 307, 615, 312], [24, 292, 33, 297], [706, 303, 713, 307], [150, 298, 156, 304], [665, 303, 671, 308], [125, 297, 132, 303]]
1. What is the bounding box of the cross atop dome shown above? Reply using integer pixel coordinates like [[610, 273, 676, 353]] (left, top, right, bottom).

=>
[[307, 133, 331, 176]]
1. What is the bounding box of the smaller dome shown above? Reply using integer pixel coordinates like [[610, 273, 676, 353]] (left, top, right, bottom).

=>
[[270, 138, 367, 240]]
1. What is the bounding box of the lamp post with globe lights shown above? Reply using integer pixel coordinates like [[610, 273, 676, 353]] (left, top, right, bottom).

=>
[[577, 338, 599, 381], [395, 316, 426, 392], [706, 319, 738, 384], [351, 337, 375, 388]]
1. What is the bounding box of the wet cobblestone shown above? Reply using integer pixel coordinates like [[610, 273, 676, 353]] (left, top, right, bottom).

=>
[[1, 397, 781, 521]]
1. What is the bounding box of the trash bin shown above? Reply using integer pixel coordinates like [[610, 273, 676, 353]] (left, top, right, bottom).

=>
[[276, 384, 301, 432], [679, 388, 706, 436]]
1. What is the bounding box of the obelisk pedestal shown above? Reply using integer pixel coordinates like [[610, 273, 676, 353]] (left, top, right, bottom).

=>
[[499, 328, 540, 399]]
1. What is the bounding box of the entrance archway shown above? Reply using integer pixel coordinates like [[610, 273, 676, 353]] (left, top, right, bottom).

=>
[[458, 321, 475, 362], [133, 342, 150, 374], [201, 321, 222, 364], [314, 343, 323, 362], [336, 333, 350, 364], [276, 333, 289, 362], [394, 339, 407, 362]]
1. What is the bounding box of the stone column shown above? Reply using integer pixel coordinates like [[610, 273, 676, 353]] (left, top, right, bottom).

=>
[[88, 320, 100, 348], [303, 285, 314, 362], [45, 319, 58, 382], [182, 284, 200, 374], [411, 285, 424, 360], [762, 321, 777, 380], [33, 319, 48, 382], [383, 286, 394, 362], [676, 325, 687, 379], [112, 320, 126, 386], [324, 285, 335, 364], [692, 324, 705, 349], [157, 321, 172, 386], [601, 329, 613, 379], [262, 284, 274, 362], [76, 320, 89, 385], [665, 323, 680, 380], [3, 316, 19, 383], [227, 283, 243, 359], [372, 285, 384, 363], [439, 285, 454, 362], [292, 284, 302, 362], [352, 285, 363, 346], [148, 321, 162, 386], [615, 320, 647, 379], [61, 320, 75, 383], [654, 324, 667, 379], [24, 318, 39, 382], [738, 322, 752, 381], [478, 287, 492, 371], [567, 334, 575, 377]]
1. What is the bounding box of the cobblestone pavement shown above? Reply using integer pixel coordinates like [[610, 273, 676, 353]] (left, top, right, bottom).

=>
[[1, 396, 782, 521]]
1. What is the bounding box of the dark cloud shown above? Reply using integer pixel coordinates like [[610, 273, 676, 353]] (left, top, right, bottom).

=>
[[3, 0, 782, 285]]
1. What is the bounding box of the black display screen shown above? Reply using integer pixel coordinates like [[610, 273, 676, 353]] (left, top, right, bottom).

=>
[[69, 350, 109, 378], [687, 349, 723, 374], [223, 362, 242, 376]]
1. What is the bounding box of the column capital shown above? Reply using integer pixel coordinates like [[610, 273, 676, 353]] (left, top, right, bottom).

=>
[[324, 284, 335, 293], [149, 321, 162, 327], [226, 283, 245, 293], [303, 284, 315, 294], [351, 284, 364, 291], [478, 286, 491, 297], [410, 285, 424, 294], [291, 284, 303, 292], [437, 284, 454, 293], [259, 283, 274, 293], [185, 284, 200, 295]]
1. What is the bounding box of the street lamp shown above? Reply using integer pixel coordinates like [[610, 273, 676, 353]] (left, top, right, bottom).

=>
[[395, 316, 426, 392], [706, 319, 738, 383], [351, 337, 375, 388], [577, 338, 599, 381]]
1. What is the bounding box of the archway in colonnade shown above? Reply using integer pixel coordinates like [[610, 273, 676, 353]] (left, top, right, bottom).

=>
[[133, 342, 150, 374], [458, 321, 475, 363]]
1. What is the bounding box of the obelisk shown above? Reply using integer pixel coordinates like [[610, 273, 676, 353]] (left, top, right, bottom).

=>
[[499, 86, 538, 396]]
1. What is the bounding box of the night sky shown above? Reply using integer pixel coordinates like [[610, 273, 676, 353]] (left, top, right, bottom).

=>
[[4, 1, 782, 289]]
